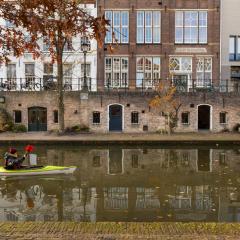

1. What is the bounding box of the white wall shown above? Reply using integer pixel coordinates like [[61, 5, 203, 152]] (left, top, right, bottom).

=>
[[221, 0, 240, 80], [0, 4, 97, 91]]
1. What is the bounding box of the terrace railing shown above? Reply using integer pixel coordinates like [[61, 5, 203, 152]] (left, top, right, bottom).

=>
[[0, 77, 239, 93]]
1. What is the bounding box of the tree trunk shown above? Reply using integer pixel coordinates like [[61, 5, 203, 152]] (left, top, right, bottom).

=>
[[57, 53, 65, 132]]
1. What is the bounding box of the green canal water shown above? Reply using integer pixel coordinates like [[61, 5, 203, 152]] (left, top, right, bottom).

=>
[[0, 143, 240, 223]]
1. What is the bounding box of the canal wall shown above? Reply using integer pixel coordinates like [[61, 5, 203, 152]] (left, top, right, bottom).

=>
[[0, 91, 239, 133]]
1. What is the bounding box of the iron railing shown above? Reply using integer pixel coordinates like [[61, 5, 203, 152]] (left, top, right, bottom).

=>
[[0, 77, 239, 93]]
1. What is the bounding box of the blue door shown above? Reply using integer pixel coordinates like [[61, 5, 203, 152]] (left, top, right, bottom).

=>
[[109, 105, 122, 131]]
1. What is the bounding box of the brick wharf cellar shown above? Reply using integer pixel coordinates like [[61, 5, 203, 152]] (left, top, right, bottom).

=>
[[0, 91, 239, 133]]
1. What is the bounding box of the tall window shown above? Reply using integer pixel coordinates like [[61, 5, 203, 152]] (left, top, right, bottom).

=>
[[105, 11, 129, 43], [136, 57, 161, 88], [169, 57, 192, 92], [105, 57, 128, 88], [80, 36, 91, 51], [63, 39, 73, 52], [43, 63, 54, 83], [137, 11, 161, 44], [25, 63, 35, 87], [63, 64, 73, 85], [175, 11, 207, 44], [196, 57, 212, 88], [229, 36, 240, 61], [6, 64, 16, 90]]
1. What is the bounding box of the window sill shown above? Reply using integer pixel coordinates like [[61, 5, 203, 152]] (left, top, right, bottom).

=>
[[136, 43, 161, 45], [220, 123, 228, 125], [131, 123, 140, 126], [174, 43, 208, 45], [92, 123, 101, 125], [104, 43, 129, 45], [182, 123, 190, 125]]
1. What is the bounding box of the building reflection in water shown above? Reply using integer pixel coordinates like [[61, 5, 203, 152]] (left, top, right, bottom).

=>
[[0, 145, 240, 222]]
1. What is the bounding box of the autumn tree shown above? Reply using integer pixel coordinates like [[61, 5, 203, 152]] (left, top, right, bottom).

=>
[[1, 0, 109, 132], [149, 81, 182, 134]]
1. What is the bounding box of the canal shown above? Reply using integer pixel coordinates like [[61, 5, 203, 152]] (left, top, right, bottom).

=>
[[0, 143, 240, 223]]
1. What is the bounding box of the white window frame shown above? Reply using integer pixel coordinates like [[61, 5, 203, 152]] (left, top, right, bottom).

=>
[[105, 10, 129, 44], [105, 57, 129, 88], [175, 11, 208, 44], [196, 57, 212, 88], [137, 11, 161, 44], [136, 56, 161, 88]]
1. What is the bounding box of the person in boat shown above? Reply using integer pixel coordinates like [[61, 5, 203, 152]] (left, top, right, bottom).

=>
[[4, 147, 28, 170]]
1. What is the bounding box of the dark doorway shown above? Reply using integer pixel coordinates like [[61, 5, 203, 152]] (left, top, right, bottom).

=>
[[28, 107, 47, 131], [198, 105, 211, 130], [109, 105, 123, 131]]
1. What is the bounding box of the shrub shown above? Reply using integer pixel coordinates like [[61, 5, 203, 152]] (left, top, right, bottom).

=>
[[64, 124, 90, 134], [0, 108, 14, 132], [220, 127, 230, 133], [12, 124, 27, 133]]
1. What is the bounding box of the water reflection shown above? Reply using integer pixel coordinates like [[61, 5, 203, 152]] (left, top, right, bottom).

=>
[[0, 145, 240, 222]]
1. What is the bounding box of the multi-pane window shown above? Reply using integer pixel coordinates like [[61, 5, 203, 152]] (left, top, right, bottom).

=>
[[169, 57, 192, 92], [131, 112, 139, 124], [181, 112, 190, 125], [229, 36, 240, 61], [175, 11, 207, 44], [93, 111, 100, 124], [220, 112, 227, 124], [136, 57, 161, 88], [137, 11, 161, 44], [105, 11, 129, 43], [63, 64, 73, 85], [14, 110, 22, 124], [196, 57, 212, 88], [80, 36, 91, 51], [63, 39, 73, 52], [25, 63, 35, 87], [43, 63, 54, 82], [81, 63, 91, 77], [169, 57, 192, 72], [105, 57, 128, 88], [6, 64, 16, 89], [43, 38, 50, 51]]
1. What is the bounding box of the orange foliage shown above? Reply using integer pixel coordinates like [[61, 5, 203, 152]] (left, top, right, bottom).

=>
[[149, 81, 177, 110]]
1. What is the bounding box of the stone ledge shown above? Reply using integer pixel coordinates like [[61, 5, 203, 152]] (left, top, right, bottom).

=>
[[0, 222, 239, 240]]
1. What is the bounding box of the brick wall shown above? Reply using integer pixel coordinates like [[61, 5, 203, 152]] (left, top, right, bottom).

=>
[[97, 0, 220, 90], [0, 91, 239, 133]]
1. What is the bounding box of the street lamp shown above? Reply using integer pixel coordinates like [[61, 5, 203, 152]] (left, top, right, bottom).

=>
[[81, 38, 90, 92]]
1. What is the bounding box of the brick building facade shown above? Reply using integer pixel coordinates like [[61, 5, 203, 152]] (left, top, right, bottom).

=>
[[97, 0, 220, 91]]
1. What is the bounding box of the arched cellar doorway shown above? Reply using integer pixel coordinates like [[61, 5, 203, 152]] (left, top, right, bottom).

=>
[[198, 105, 211, 130], [109, 104, 123, 132]]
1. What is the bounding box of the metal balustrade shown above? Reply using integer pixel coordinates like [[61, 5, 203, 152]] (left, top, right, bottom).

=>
[[0, 77, 239, 93]]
